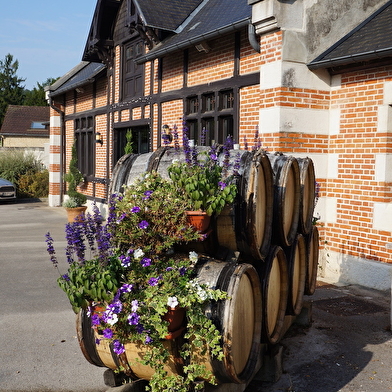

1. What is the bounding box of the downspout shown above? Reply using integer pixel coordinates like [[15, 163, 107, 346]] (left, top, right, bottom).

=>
[[48, 95, 65, 205], [248, 22, 260, 53]]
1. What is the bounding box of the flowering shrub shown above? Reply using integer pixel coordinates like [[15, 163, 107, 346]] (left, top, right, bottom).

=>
[[46, 172, 228, 392], [167, 128, 238, 216]]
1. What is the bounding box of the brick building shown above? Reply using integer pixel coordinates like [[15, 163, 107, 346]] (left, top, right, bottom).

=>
[[47, 0, 392, 289]]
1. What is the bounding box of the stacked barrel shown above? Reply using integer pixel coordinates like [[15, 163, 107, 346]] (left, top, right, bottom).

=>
[[86, 146, 320, 385]]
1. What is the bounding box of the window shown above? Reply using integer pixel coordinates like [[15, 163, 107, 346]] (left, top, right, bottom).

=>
[[185, 89, 236, 145], [123, 39, 144, 100], [114, 126, 150, 164], [31, 121, 46, 129], [74, 116, 95, 177]]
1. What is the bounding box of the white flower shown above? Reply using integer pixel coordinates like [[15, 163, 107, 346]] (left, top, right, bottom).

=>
[[134, 248, 145, 259], [172, 158, 179, 164], [167, 296, 179, 309], [189, 251, 198, 265], [106, 313, 118, 326], [197, 287, 208, 301]]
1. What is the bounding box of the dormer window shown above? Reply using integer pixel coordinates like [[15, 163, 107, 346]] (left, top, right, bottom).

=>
[[31, 121, 46, 129]]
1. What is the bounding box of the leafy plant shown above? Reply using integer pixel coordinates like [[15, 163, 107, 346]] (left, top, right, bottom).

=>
[[0, 148, 45, 197], [46, 173, 228, 392], [63, 141, 86, 207], [167, 127, 238, 216], [18, 169, 49, 198]]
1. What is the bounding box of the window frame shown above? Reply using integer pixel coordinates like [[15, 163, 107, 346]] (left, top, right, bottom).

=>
[[74, 116, 95, 178]]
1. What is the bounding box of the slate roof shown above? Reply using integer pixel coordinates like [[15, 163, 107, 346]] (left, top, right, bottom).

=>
[[49, 62, 106, 97], [309, 0, 392, 69], [0, 105, 50, 137], [135, 0, 203, 32], [138, 0, 252, 62]]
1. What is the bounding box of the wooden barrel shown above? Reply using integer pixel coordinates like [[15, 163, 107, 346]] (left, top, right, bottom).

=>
[[284, 234, 306, 316], [110, 147, 274, 261], [257, 246, 289, 345], [77, 307, 183, 379], [76, 258, 262, 384], [214, 149, 274, 260], [297, 157, 316, 235], [195, 259, 262, 384], [267, 153, 301, 247], [305, 225, 319, 295]]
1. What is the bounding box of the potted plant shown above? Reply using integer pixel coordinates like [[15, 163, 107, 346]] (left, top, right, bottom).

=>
[[63, 140, 87, 222], [46, 172, 228, 392], [167, 128, 238, 232]]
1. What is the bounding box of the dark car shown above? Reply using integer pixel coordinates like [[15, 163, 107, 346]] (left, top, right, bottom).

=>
[[0, 178, 16, 201]]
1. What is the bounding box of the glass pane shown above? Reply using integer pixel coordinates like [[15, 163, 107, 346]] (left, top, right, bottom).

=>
[[201, 119, 214, 146]]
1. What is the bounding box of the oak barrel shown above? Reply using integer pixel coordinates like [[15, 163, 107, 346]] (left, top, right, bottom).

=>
[[214, 149, 274, 260], [267, 153, 300, 247], [110, 147, 274, 260], [76, 258, 262, 384], [284, 234, 306, 316], [195, 258, 262, 383], [305, 225, 320, 295], [257, 245, 289, 345], [297, 157, 316, 235]]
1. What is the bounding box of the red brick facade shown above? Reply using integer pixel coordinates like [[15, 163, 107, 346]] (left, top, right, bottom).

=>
[[48, 0, 392, 288]]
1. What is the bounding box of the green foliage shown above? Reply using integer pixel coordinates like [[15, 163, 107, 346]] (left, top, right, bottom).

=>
[[23, 77, 59, 106], [64, 141, 87, 206], [0, 149, 44, 197], [58, 256, 123, 313], [168, 151, 237, 216], [49, 173, 229, 392], [18, 169, 49, 198], [0, 54, 25, 127], [124, 129, 133, 155], [114, 172, 201, 254]]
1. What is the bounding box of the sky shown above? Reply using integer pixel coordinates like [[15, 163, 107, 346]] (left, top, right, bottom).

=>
[[0, 0, 97, 90]]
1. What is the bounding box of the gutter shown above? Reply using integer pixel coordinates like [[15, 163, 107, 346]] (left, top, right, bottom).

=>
[[308, 47, 392, 70], [136, 18, 251, 64]]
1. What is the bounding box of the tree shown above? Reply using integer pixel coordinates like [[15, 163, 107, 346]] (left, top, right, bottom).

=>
[[24, 77, 59, 106], [0, 54, 25, 127]]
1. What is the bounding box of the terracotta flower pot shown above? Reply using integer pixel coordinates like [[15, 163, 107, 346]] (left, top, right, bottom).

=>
[[66, 206, 87, 223], [162, 307, 186, 340], [185, 210, 211, 233]]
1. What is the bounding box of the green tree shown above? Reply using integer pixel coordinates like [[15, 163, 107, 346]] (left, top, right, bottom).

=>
[[0, 54, 25, 127], [24, 77, 59, 106]]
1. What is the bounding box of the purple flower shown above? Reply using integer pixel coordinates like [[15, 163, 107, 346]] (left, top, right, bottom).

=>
[[173, 124, 180, 152], [117, 212, 127, 223], [108, 301, 123, 314], [128, 312, 140, 325], [119, 283, 133, 293], [145, 335, 153, 344], [119, 254, 131, 267], [179, 266, 187, 276], [143, 190, 153, 200], [166, 267, 173, 271], [112, 340, 125, 355], [140, 257, 151, 267], [61, 273, 70, 282], [131, 206, 141, 213], [95, 338, 101, 345], [218, 181, 227, 190], [138, 220, 149, 229], [45, 232, 58, 266], [136, 324, 145, 334], [91, 314, 101, 326], [148, 277, 159, 286], [103, 328, 113, 339]]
